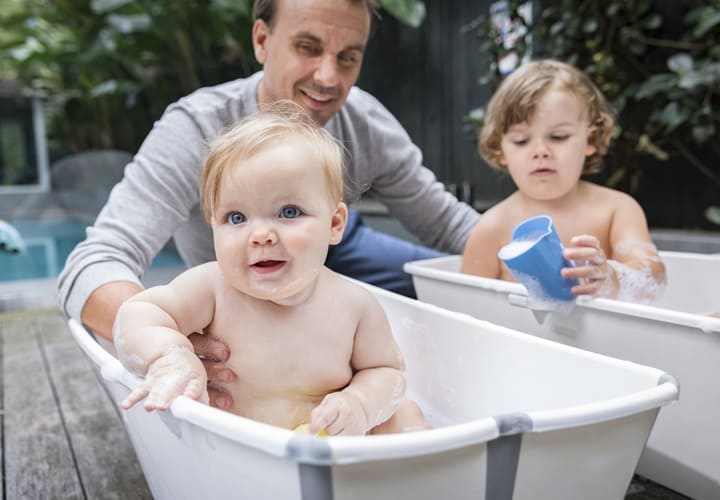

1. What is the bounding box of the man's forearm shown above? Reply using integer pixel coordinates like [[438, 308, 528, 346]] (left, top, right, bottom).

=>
[[81, 281, 143, 341]]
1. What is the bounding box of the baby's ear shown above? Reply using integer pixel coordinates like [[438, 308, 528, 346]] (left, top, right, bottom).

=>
[[329, 202, 348, 245]]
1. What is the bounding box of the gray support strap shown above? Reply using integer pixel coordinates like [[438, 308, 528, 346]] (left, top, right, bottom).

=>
[[288, 434, 334, 500], [299, 464, 333, 500], [486, 413, 532, 500], [486, 434, 522, 500]]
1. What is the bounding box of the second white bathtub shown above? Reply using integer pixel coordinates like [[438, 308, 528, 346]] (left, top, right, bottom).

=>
[[405, 250, 720, 500]]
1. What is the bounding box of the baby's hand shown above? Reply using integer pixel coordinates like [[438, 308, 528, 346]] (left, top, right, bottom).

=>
[[309, 391, 368, 436], [561, 235, 617, 297], [121, 346, 209, 412]]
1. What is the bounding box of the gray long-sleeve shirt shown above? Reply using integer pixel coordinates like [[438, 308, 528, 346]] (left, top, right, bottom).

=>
[[57, 71, 479, 320]]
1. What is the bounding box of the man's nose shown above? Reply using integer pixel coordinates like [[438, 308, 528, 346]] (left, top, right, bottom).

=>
[[314, 54, 339, 88]]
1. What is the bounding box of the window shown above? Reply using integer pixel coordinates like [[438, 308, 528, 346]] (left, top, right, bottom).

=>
[[0, 90, 50, 194]]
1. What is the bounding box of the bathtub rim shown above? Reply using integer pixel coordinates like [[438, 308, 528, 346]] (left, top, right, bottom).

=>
[[67, 287, 677, 466], [404, 252, 720, 335]]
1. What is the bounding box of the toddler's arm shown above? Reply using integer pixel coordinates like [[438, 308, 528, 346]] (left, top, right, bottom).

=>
[[113, 264, 216, 410], [561, 196, 666, 302], [461, 212, 506, 278], [308, 288, 406, 436]]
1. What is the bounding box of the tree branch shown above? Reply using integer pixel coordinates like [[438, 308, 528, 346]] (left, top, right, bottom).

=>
[[671, 138, 720, 186]]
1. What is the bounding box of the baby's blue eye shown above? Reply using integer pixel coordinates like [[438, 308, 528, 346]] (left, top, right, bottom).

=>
[[280, 206, 302, 219], [227, 212, 246, 225]]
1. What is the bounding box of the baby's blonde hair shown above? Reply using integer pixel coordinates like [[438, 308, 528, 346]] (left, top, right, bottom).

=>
[[201, 100, 345, 222], [479, 59, 615, 174]]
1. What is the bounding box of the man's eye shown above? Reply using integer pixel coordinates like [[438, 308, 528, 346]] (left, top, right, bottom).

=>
[[339, 52, 360, 67], [298, 43, 320, 56], [227, 212, 246, 225], [280, 206, 302, 219]]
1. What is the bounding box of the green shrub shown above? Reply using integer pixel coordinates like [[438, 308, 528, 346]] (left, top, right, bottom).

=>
[[470, 0, 719, 224], [0, 0, 425, 159]]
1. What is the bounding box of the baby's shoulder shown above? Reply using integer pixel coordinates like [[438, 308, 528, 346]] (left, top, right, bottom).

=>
[[322, 269, 381, 312], [470, 198, 522, 244], [478, 200, 517, 230], [584, 181, 640, 207]]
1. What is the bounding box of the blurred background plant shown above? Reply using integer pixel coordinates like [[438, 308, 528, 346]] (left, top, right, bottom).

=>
[[469, 0, 719, 226], [0, 0, 425, 159]]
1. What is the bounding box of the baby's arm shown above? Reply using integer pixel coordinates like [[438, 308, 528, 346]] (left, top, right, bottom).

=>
[[308, 288, 405, 435], [114, 264, 217, 411], [562, 195, 666, 301]]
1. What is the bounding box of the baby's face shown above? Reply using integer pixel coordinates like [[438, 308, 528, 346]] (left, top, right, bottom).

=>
[[499, 87, 596, 202], [211, 137, 345, 303]]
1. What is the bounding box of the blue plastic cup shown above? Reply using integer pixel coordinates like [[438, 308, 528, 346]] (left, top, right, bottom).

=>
[[497, 215, 578, 306]]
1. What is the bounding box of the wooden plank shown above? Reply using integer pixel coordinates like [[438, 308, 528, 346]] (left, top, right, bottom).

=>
[[2, 309, 84, 499], [0, 305, 4, 495], [34, 311, 152, 500]]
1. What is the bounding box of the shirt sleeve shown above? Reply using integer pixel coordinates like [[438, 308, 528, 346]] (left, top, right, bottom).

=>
[[345, 90, 480, 253], [56, 107, 208, 320]]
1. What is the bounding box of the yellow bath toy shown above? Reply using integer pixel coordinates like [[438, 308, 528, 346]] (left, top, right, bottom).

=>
[[293, 423, 328, 436]]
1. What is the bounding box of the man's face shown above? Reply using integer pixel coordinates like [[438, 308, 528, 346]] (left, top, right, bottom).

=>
[[252, 0, 370, 125]]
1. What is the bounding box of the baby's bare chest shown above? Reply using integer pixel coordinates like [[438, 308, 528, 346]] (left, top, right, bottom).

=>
[[210, 309, 357, 393]]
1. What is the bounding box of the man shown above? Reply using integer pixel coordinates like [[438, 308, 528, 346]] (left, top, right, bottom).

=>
[[57, 0, 479, 409]]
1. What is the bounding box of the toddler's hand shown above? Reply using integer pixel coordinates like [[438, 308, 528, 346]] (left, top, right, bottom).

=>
[[561, 235, 617, 297], [309, 391, 368, 436], [121, 346, 209, 412]]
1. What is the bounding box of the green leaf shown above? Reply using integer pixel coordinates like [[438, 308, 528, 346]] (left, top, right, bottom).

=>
[[90, 0, 134, 15], [706, 206, 720, 225], [667, 53, 693, 74], [582, 19, 597, 33], [692, 10, 720, 39], [657, 102, 688, 133], [635, 73, 675, 99], [677, 70, 704, 90], [378, 0, 426, 28], [106, 13, 152, 34], [641, 13, 662, 30], [692, 124, 715, 143]]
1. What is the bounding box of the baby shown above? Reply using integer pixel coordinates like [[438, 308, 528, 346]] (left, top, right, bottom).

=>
[[462, 59, 666, 302], [113, 102, 428, 435]]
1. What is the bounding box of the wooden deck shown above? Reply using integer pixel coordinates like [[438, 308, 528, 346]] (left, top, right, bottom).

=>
[[1, 308, 151, 499], [0, 306, 690, 500]]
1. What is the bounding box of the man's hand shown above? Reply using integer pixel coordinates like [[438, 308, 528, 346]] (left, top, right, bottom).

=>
[[188, 332, 237, 410]]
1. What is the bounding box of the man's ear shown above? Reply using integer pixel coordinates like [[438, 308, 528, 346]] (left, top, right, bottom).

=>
[[329, 202, 348, 245], [252, 19, 269, 65]]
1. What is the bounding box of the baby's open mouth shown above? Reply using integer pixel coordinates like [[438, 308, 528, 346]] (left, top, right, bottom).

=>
[[253, 260, 284, 268]]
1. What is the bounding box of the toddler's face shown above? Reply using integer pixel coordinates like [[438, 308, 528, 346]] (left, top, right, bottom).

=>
[[211, 137, 345, 303], [499, 87, 596, 202]]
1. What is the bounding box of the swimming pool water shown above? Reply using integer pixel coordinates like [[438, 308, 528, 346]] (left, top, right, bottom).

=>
[[0, 218, 184, 282]]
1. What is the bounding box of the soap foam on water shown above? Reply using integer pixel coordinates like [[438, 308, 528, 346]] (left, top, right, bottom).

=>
[[511, 269, 575, 312], [608, 259, 666, 303], [498, 239, 536, 260]]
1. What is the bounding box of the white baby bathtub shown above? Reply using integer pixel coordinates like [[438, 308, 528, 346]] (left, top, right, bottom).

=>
[[68, 282, 677, 500], [405, 251, 720, 500]]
